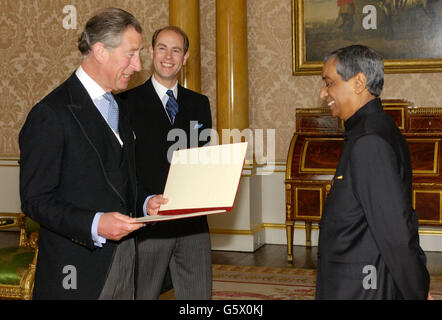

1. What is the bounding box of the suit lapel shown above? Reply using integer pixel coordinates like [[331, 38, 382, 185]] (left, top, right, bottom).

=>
[[176, 84, 187, 112], [66, 74, 114, 153], [175, 84, 193, 128], [115, 94, 137, 198], [146, 78, 175, 127], [65, 73, 125, 202]]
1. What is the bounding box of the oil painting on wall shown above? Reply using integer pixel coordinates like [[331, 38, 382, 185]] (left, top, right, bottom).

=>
[[292, 0, 442, 75]]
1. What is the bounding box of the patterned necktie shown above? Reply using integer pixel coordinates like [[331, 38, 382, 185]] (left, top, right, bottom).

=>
[[165, 89, 178, 124], [103, 92, 119, 133]]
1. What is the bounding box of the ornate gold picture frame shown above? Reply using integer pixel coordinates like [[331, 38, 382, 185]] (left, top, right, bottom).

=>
[[292, 0, 442, 76]]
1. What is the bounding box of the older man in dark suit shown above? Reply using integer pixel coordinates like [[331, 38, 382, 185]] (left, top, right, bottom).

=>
[[315, 45, 430, 300], [19, 8, 147, 299], [119, 26, 212, 299]]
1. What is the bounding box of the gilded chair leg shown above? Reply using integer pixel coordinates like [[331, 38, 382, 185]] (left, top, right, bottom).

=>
[[286, 222, 294, 263]]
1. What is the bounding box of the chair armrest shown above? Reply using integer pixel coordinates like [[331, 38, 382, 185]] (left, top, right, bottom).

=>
[[23, 232, 39, 249], [0, 213, 24, 230]]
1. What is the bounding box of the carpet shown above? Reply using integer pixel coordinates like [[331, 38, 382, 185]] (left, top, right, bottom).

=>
[[212, 264, 316, 300], [160, 264, 442, 300]]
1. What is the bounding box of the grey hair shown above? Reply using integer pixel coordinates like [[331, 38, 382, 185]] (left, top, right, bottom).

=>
[[324, 45, 384, 97], [78, 7, 142, 56]]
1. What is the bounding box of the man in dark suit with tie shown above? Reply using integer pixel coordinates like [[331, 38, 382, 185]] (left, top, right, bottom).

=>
[[315, 45, 430, 299], [19, 8, 147, 299], [119, 26, 213, 299]]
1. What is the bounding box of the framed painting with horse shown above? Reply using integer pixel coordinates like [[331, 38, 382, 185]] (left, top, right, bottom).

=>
[[292, 0, 442, 75]]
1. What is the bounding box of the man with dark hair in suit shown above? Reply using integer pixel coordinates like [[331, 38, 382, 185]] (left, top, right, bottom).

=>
[[315, 44, 430, 299], [19, 8, 147, 299], [119, 26, 212, 300]]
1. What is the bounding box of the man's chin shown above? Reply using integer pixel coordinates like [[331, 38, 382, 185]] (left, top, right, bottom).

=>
[[156, 71, 178, 81], [117, 79, 131, 90]]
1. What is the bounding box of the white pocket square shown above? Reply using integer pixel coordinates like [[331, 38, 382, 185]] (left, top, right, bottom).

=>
[[194, 123, 203, 129]]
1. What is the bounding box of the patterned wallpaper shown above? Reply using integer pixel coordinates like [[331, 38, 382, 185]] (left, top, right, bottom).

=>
[[0, 0, 168, 157], [2, 0, 442, 161]]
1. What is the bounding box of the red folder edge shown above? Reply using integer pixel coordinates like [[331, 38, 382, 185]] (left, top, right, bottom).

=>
[[159, 206, 232, 216]]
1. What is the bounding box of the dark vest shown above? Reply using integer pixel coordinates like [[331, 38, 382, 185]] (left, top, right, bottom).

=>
[[104, 128, 133, 216]]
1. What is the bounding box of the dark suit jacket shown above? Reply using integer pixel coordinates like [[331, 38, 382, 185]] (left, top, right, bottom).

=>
[[19, 73, 139, 299], [119, 77, 212, 235], [316, 98, 430, 300]]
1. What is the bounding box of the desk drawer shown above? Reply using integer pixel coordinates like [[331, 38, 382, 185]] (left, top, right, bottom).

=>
[[409, 116, 442, 132]]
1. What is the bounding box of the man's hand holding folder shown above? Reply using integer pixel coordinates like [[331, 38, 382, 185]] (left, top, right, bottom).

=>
[[145, 195, 168, 216]]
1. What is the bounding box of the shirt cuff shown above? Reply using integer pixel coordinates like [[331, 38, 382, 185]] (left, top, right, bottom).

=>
[[92, 212, 107, 247], [143, 195, 156, 216]]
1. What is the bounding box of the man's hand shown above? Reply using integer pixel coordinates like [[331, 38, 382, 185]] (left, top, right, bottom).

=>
[[146, 195, 168, 216], [97, 212, 145, 241]]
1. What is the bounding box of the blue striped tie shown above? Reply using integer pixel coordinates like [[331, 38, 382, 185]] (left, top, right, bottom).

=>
[[103, 92, 119, 133], [165, 90, 178, 124]]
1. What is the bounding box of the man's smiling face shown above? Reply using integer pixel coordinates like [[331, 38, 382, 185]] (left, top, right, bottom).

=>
[[319, 58, 358, 121], [150, 29, 189, 88]]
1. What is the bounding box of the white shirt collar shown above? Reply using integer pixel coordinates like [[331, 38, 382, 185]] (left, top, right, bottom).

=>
[[151, 74, 178, 104], [75, 65, 107, 100], [75, 66, 123, 146]]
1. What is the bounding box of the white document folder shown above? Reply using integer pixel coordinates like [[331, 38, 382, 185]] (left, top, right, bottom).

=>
[[136, 142, 248, 223]]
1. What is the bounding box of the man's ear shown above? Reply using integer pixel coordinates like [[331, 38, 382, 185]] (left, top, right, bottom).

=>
[[183, 51, 190, 66], [92, 42, 108, 64], [353, 72, 367, 94], [149, 45, 154, 60]]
